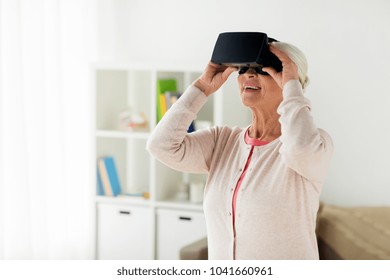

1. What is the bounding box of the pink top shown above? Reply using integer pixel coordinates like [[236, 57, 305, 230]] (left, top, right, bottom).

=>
[[232, 130, 269, 228]]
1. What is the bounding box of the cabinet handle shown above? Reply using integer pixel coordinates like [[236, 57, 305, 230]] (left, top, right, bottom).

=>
[[179, 216, 192, 221], [119, 210, 131, 215]]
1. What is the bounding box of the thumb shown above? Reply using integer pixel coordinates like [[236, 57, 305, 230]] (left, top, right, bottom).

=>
[[262, 66, 282, 88], [261, 66, 277, 78]]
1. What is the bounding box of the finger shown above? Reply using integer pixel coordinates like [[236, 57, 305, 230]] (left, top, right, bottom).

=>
[[207, 63, 227, 74], [261, 66, 278, 78], [262, 66, 282, 88], [204, 61, 221, 74], [208, 60, 220, 67], [221, 66, 236, 81], [208, 62, 223, 72], [269, 44, 291, 63], [226, 66, 237, 74]]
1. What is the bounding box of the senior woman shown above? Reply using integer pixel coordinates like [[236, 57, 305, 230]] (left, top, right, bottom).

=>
[[147, 41, 333, 260]]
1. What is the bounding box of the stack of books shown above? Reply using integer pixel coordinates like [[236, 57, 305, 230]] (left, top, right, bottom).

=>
[[156, 79, 195, 132], [97, 156, 122, 196], [156, 79, 178, 122]]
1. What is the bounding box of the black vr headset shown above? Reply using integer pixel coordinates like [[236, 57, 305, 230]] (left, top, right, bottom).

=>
[[211, 32, 283, 74]]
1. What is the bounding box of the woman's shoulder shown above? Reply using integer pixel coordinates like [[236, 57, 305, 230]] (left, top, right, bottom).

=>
[[211, 125, 245, 134], [209, 125, 246, 143]]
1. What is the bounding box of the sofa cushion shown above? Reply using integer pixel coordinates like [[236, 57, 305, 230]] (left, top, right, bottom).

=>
[[317, 204, 390, 260]]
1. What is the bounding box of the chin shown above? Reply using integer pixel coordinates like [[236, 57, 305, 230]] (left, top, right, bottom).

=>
[[240, 93, 261, 106]]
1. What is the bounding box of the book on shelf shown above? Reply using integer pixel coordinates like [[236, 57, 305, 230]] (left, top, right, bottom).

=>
[[156, 79, 195, 132], [97, 156, 122, 196], [156, 79, 177, 122]]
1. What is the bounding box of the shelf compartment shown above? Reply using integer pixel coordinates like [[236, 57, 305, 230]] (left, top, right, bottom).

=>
[[96, 137, 150, 196], [96, 69, 152, 131]]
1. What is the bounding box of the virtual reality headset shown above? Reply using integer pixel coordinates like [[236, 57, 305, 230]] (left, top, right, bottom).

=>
[[211, 32, 283, 72]]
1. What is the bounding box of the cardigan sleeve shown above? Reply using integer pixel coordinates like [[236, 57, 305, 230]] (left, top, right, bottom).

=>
[[277, 80, 334, 183], [146, 85, 216, 173]]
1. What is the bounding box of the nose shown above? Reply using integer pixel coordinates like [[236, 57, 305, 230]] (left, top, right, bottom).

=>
[[244, 68, 257, 77]]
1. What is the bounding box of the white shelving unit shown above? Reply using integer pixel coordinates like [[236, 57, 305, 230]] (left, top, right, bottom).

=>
[[92, 62, 250, 260]]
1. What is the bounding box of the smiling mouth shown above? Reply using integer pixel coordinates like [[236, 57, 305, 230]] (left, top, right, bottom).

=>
[[244, 85, 261, 91]]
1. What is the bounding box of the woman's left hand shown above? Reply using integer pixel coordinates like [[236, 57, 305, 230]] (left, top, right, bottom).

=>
[[262, 43, 299, 89]]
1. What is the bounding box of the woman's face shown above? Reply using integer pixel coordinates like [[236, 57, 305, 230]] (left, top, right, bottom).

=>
[[237, 67, 283, 110]]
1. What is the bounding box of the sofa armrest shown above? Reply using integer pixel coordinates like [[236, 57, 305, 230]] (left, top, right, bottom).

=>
[[179, 237, 208, 260]]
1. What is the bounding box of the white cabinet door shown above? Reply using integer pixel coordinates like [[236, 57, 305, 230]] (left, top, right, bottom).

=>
[[156, 208, 207, 260], [97, 203, 153, 259]]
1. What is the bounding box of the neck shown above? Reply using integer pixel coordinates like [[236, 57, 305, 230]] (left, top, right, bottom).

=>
[[249, 108, 281, 142]]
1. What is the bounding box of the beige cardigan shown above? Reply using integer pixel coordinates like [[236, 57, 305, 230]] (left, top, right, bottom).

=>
[[147, 80, 334, 259]]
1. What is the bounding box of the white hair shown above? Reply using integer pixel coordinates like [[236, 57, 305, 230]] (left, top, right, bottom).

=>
[[272, 41, 310, 91]]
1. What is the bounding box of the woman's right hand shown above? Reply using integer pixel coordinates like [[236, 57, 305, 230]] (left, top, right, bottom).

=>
[[193, 62, 236, 96]]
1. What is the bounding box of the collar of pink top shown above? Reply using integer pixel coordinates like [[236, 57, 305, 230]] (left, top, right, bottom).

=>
[[244, 129, 269, 146]]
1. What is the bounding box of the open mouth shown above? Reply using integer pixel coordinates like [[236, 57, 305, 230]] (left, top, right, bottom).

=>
[[243, 85, 261, 92], [244, 85, 260, 90]]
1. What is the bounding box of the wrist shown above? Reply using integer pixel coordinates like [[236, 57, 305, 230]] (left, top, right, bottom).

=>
[[193, 79, 209, 96]]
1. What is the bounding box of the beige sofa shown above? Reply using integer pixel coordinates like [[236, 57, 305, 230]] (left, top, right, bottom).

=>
[[180, 203, 390, 260]]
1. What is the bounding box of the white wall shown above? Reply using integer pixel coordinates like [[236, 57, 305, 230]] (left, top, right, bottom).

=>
[[97, 0, 390, 207]]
